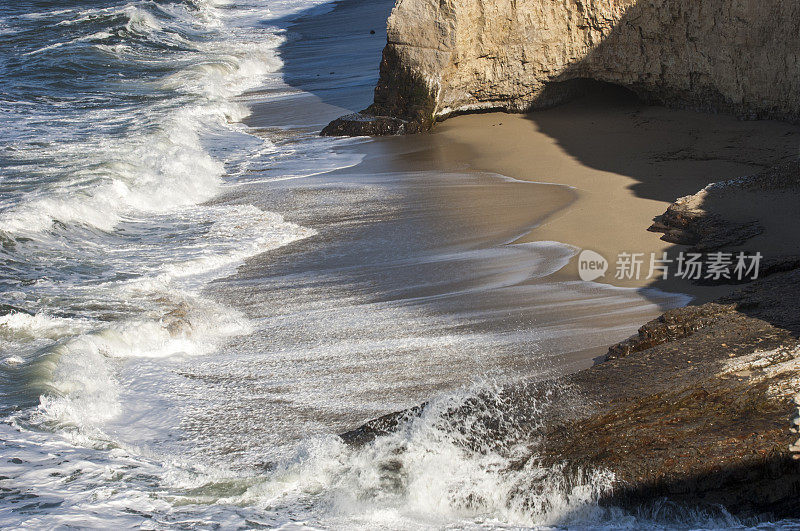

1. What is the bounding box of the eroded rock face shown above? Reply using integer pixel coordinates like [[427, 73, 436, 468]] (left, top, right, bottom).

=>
[[326, 0, 800, 134], [543, 272, 800, 517]]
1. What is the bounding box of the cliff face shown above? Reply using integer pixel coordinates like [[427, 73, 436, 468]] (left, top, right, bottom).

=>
[[324, 0, 800, 135]]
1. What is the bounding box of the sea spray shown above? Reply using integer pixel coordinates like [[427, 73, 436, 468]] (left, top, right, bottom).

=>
[[0, 0, 758, 528], [217, 380, 620, 528]]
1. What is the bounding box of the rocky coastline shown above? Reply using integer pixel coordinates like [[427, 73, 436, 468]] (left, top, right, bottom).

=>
[[339, 156, 800, 516], [324, 0, 800, 137], [343, 262, 800, 518], [334, 141, 800, 517], [332, 0, 800, 519]]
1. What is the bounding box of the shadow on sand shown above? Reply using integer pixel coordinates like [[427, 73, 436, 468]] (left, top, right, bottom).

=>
[[265, 0, 800, 521]]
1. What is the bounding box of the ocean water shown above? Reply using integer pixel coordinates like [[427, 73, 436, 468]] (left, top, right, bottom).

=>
[[0, 0, 789, 528]]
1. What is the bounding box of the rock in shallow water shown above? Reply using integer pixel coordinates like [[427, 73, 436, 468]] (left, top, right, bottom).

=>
[[341, 269, 800, 519], [320, 112, 409, 136]]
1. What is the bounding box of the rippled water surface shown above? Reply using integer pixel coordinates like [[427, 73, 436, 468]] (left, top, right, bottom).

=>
[[1, 0, 788, 528]]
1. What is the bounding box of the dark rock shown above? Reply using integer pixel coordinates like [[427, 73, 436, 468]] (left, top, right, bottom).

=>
[[0, 304, 31, 317], [341, 406, 423, 447], [322, 46, 437, 136], [717, 268, 800, 335], [606, 303, 736, 360], [321, 112, 409, 136], [536, 270, 800, 518]]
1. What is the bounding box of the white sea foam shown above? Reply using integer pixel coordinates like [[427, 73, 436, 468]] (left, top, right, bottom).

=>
[[31, 297, 250, 433], [0, 0, 321, 450], [23, 203, 315, 438], [153, 205, 316, 284], [0, 101, 248, 235], [0, 0, 285, 238], [231, 385, 617, 529], [0, 0, 752, 528], [0, 0, 324, 488], [0, 312, 91, 341], [0, 381, 623, 528]]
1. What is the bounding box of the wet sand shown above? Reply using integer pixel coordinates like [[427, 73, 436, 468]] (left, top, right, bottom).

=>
[[221, 0, 800, 448], [384, 92, 800, 298], [215, 1, 800, 525]]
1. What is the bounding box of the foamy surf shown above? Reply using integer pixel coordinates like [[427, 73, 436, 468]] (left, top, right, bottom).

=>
[[226, 382, 618, 529], [0, 379, 752, 529], [6, 201, 316, 448], [0, 0, 328, 524], [1, 0, 783, 528]]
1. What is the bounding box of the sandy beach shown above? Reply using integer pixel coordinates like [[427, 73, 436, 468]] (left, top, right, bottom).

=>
[[310, 0, 800, 520], [239, 0, 800, 429], [5, 0, 800, 525], [289, 89, 800, 376], [378, 90, 800, 299]]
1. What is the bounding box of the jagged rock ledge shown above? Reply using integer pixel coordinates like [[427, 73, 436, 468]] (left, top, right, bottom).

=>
[[649, 160, 800, 252], [341, 269, 800, 518], [321, 112, 409, 136], [547, 269, 800, 517]]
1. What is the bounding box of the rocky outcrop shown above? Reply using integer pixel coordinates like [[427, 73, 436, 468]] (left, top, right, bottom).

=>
[[548, 161, 800, 515], [321, 44, 438, 135], [324, 0, 800, 135], [541, 271, 800, 517], [649, 160, 800, 251], [338, 153, 800, 517], [341, 270, 800, 517], [329, 0, 800, 515], [322, 112, 412, 136], [538, 156, 800, 516], [605, 303, 737, 360]]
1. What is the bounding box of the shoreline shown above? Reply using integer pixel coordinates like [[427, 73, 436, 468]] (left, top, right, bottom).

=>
[[319, 85, 800, 377], [401, 91, 800, 299], [331, 70, 800, 519], [274, 0, 800, 521]]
